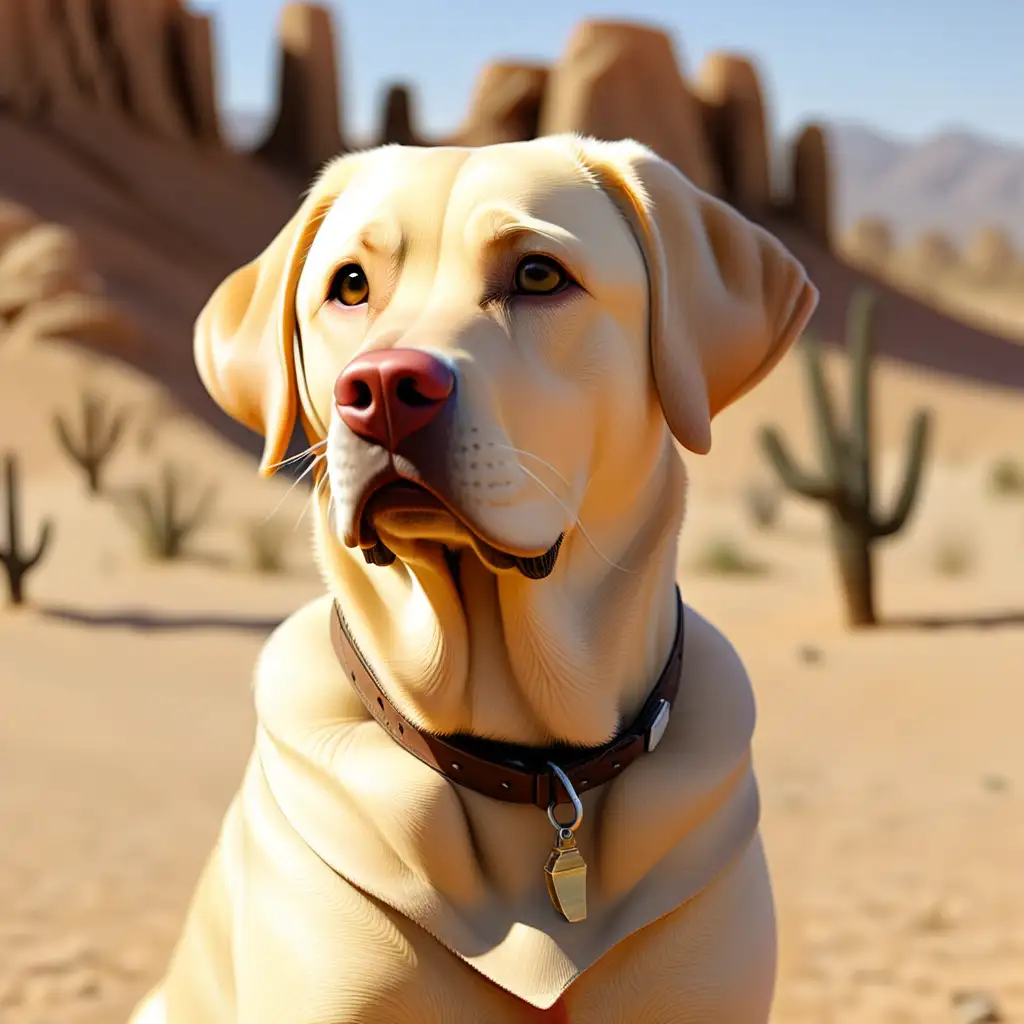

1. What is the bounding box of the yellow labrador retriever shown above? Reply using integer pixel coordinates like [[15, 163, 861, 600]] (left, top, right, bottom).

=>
[[129, 134, 816, 1023]]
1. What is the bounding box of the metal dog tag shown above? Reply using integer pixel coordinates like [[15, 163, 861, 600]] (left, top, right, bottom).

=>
[[544, 762, 587, 923], [545, 827, 588, 923]]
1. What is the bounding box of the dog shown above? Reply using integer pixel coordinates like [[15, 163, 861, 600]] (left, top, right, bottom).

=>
[[128, 134, 817, 1023]]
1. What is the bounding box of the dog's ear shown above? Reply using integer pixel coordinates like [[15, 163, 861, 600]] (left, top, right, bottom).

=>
[[193, 157, 358, 475], [571, 136, 818, 454]]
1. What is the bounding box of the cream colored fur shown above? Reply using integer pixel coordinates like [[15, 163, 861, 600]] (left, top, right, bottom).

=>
[[130, 135, 817, 1023]]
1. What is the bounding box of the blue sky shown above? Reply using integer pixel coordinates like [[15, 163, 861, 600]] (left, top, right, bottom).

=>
[[193, 0, 1022, 146]]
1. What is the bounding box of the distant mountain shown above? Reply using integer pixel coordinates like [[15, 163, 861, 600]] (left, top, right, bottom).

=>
[[826, 121, 1024, 248]]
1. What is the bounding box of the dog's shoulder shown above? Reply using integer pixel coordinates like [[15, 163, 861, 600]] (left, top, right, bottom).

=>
[[253, 594, 364, 724], [681, 602, 751, 684], [257, 595, 337, 676], [677, 602, 757, 729]]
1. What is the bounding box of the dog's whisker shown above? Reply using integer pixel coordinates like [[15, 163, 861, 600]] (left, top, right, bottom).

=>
[[263, 438, 327, 472], [264, 453, 325, 526], [493, 444, 571, 491], [292, 481, 318, 534], [315, 469, 331, 508], [295, 464, 331, 533], [516, 464, 634, 574]]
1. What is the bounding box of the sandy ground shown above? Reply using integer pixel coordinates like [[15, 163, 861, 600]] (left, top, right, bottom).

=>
[[1, 338, 1023, 1024], [838, 247, 1024, 344], [886, 269, 1024, 343]]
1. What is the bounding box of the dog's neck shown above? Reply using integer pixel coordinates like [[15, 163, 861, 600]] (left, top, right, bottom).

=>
[[314, 439, 687, 748]]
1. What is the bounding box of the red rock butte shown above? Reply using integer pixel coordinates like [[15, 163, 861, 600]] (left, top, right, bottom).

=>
[[1, 0, 1021, 454]]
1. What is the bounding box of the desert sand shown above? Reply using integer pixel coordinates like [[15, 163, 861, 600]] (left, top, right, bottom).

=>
[[1, 323, 1022, 1024], [838, 234, 1024, 344]]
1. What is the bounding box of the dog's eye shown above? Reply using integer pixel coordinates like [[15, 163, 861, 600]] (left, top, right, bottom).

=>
[[328, 264, 369, 307], [513, 255, 571, 296]]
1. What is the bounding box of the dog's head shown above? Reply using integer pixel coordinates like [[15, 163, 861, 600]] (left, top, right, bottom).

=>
[[195, 136, 817, 578]]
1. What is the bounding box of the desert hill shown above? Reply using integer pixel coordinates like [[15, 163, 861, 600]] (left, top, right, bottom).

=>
[[1, 0, 1023, 464]]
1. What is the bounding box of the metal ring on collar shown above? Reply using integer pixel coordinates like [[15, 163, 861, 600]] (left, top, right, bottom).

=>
[[546, 762, 583, 832]]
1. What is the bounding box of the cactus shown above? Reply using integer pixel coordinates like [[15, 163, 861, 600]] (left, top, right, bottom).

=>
[[759, 289, 932, 627], [1, 453, 54, 606], [54, 390, 129, 494], [113, 463, 217, 560]]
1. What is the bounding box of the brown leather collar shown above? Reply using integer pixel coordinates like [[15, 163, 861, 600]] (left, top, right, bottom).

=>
[[329, 588, 685, 810]]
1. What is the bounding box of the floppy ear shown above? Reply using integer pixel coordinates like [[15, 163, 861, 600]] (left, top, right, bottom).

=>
[[571, 136, 818, 454], [193, 158, 356, 475]]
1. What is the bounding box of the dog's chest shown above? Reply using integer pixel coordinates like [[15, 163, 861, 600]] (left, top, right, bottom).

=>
[[235, 834, 775, 1024]]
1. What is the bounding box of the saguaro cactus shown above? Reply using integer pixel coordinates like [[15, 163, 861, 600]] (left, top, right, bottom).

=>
[[54, 390, 129, 495], [759, 289, 932, 627], [1, 453, 54, 606]]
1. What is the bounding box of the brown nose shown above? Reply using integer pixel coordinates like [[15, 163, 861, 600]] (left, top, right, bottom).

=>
[[334, 348, 455, 449]]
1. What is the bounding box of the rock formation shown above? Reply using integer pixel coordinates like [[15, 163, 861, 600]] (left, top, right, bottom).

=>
[[0, 2, 32, 113], [1, 2, 836, 239], [0, 1, 300, 454], [539, 21, 721, 195], [965, 225, 1016, 283], [448, 21, 831, 237], [452, 63, 550, 147], [695, 53, 771, 212], [170, 6, 223, 145], [0, 205, 135, 356], [61, 0, 123, 114], [0, 201, 39, 253], [0, 222, 98, 319], [20, 0, 84, 119], [4, 291, 137, 353], [843, 216, 894, 270], [903, 229, 959, 276], [790, 124, 832, 247], [0, 0, 221, 145], [378, 84, 421, 147], [257, 3, 345, 175], [106, 0, 194, 141]]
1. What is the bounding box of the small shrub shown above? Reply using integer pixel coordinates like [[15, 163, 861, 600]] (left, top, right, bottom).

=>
[[982, 773, 1009, 794], [989, 457, 1024, 496], [744, 481, 781, 530], [915, 902, 955, 933], [53, 389, 129, 495], [693, 535, 769, 576], [932, 533, 973, 577], [798, 644, 824, 665], [112, 462, 216, 560], [245, 517, 289, 574]]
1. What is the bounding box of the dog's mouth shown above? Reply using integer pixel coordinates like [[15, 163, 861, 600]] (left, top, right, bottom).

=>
[[355, 478, 563, 581]]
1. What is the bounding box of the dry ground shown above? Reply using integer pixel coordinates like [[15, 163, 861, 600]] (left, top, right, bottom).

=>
[[838, 246, 1024, 345], [1, 338, 1022, 1023]]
